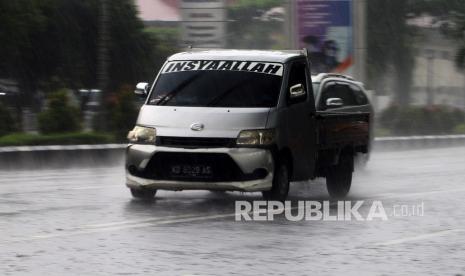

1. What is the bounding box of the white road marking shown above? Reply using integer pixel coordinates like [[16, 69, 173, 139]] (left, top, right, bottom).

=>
[[0, 213, 240, 244], [68, 185, 121, 190], [0, 189, 461, 246], [83, 214, 203, 228], [374, 229, 465, 246], [374, 187, 465, 199], [0, 207, 300, 244]]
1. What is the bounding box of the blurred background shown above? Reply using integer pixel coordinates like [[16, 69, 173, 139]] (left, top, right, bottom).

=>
[[1, 0, 465, 146]]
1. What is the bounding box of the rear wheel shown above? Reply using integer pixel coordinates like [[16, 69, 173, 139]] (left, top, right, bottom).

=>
[[262, 162, 290, 201], [326, 152, 353, 198], [130, 188, 157, 200]]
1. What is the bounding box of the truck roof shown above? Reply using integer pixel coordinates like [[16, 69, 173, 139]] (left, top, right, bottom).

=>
[[168, 49, 306, 63], [312, 73, 355, 82], [311, 73, 365, 88]]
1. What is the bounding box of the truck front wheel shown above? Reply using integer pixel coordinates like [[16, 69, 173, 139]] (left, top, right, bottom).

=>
[[326, 153, 353, 198], [262, 163, 290, 201]]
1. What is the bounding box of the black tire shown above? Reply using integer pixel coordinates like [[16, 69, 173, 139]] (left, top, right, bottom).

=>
[[130, 188, 157, 200], [262, 162, 290, 201], [326, 152, 353, 199]]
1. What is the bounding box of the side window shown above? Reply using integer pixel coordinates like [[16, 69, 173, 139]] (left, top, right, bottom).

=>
[[287, 62, 308, 104], [349, 84, 369, 105], [319, 82, 357, 109], [338, 84, 357, 106], [319, 82, 336, 110]]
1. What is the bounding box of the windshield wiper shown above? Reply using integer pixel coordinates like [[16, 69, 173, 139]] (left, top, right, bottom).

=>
[[156, 74, 201, 106]]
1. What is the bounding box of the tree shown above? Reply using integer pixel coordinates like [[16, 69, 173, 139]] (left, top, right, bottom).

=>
[[0, 0, 156, 110], [144, 27, 180, 72], [366, 0, 415, 106], [437, 2, 465, 70], [227, 0, 283, 49], [107, 85, 139, 140], [38, 90, 81, 134], [0, 104, 16, 136], [106, 0, 156, 90], [0, 0, 55, 109], [366, 0, 465, 106]]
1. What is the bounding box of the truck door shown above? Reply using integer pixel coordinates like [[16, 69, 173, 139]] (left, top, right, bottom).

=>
[[284, 60, 317, 180], [317, 81, 371, 150]]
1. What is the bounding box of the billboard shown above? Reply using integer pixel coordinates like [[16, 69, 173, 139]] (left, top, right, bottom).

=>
[[295, 0, 353, 74]]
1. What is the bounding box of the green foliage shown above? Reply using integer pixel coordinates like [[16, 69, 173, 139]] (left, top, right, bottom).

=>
[[107, 85, 139, 141], [366, 0, 415, 105], [145, 27, 179, 53], [454, 124, 465, 134], [0, 0, 156, 107], [230, 0, 282, 10], [0, 132, 114, 146], [144, 27, 180, 72], [38, 90, 81, 134], [374, 127, 392, 137], [107, 0, 156, 90], [227, 0, 283, 49], [379, 105, 465, 136], [0, 103, 17, 136], [399, 1, 465, 71], [455, 48, 465, 71], [365, 0, 465, 104], [408, 0, 465, 17], [440, 3, 465, 70]]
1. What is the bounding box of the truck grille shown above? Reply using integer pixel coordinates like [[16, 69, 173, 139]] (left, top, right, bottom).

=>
[[137, 152, 267, 182], [156, 136, 235, 148]]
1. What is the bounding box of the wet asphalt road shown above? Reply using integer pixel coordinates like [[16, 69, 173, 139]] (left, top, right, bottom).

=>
[[1, 147, 465, 276]]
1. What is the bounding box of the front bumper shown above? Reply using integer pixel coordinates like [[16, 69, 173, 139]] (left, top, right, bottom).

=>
[[125, 144, 274, 192]]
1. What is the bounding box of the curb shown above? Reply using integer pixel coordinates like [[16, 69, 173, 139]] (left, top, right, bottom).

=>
[[1, 135, 465, 152], [0, 135, 464, 170], [373, 135, 465, 151], [375, 134, 465, 141], [0, 144, 127, 170], [0, 144, 127, 153]]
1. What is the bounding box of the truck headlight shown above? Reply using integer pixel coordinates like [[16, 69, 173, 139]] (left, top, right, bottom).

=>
[[127, 126, 156, 143], [236, 129, 275, 146]]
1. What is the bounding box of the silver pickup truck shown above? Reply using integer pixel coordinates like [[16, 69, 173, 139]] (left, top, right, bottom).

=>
[[126, 49, 372, 200]]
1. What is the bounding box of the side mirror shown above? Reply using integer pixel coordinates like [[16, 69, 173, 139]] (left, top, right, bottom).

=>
[[289, 83, 306, 100], [134, 82, 149, 97], [326, 98, 344, 107]]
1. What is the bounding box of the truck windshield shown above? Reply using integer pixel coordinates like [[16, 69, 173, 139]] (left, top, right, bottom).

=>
[[148, 64, 283, 108]]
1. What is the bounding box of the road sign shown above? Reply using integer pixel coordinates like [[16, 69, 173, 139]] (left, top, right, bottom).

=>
[[180, 0, 226, 48]]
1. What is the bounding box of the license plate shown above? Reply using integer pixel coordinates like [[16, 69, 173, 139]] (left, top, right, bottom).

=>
[[170, 164, 213, 178]]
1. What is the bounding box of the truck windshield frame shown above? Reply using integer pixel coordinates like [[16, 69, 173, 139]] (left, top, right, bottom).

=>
[[147, 60, 284, 108]]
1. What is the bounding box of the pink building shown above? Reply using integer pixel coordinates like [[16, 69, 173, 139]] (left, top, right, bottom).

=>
[[136, 0, 180, 22]]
